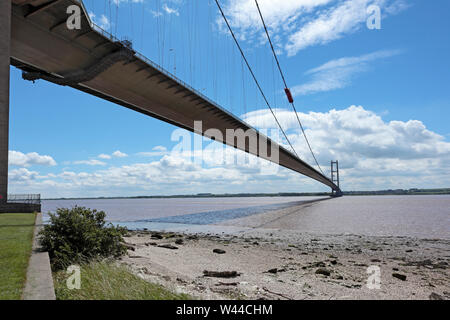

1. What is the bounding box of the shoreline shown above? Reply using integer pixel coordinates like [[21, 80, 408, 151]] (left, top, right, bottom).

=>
[[120, 229, 449, 300]]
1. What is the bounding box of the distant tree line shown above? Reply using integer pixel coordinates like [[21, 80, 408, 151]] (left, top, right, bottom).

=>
[[44, 188, 450, 200]]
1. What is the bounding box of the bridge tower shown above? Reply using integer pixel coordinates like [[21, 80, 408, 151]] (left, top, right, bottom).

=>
[[0, 0, 11, 204], [331, 160, 341, 196]]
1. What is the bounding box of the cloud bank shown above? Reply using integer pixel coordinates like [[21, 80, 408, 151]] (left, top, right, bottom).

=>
[[8, 106, 450, 197]]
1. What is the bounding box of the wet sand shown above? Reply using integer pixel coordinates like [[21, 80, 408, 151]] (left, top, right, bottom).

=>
[[119, 202, 449, 300]]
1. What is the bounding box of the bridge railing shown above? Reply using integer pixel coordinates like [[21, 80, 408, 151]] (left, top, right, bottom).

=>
[[7, 194, 41, 205]]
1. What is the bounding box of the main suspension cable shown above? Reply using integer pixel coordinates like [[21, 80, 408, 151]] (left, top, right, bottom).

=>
[[214, 0, 300, 159], [254, 0, 325, 175]]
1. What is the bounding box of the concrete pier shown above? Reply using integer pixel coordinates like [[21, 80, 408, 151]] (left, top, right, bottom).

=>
[[0, 1, 11, 204]]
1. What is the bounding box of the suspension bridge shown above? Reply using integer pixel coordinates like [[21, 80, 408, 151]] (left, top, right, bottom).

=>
[[0, 0, 342, 210]]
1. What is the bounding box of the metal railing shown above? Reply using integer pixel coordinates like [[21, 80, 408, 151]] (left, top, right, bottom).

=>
[[7, 194, 41, 205]]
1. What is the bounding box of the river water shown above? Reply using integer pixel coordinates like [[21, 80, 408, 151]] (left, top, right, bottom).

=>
[[42, 195, 450, 239]]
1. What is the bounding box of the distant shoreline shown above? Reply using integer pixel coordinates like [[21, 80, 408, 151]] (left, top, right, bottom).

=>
[[42, 188, 450, 200]]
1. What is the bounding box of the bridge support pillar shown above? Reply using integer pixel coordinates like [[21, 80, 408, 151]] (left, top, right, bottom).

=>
[[331, 160, 342, 197], [0, 0, 11, 204]]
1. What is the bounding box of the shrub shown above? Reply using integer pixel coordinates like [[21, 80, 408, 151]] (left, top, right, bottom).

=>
[[39, 206, 127, 270]]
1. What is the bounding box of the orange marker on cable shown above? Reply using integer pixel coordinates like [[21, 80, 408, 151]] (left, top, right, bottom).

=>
[[284, 88, 294, 103]]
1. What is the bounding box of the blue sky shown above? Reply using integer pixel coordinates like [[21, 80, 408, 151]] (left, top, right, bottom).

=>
[[8, 0, 450, 197]]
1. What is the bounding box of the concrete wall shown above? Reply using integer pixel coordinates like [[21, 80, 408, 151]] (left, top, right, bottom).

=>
[[0, 203, 41, 213], [23, 212, 56, 300], [0, 1, 11, 204]]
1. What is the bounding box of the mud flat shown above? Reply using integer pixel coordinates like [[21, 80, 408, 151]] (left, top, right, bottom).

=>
[[120, 228, 449, 300]]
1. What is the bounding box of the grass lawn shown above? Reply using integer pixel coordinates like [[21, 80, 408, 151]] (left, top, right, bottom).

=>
[[0, 213, 36, 300], [53, 261, 191, 300]]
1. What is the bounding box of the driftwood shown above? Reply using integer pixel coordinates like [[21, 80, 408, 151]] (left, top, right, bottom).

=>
[[157, 244, 179, 250], [203, 270, 240, 278], [262, 287, 292, 300], [215, 282, 239, 286]]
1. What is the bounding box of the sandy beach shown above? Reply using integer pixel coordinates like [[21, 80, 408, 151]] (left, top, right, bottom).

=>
[[119, 202, 449, 300]]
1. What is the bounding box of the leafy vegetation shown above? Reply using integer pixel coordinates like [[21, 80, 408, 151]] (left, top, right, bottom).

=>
[[0, 213, 35, 300], [53, 261, 191, 300], [39, 207, 127, 270]]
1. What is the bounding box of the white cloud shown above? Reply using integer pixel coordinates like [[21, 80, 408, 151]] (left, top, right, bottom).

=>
[[73, 160, 107, 166], [112, 150, 128, 158], [9, 151, 57, 167], [219, 0, 409, 55], [112, 0, 144, 5], [9, 168, 39, 182], [137, 146, 169, 157], [89, 12, 111, 30], [242, 106, 450, 172], [220, 0, 332, 36], [153, 146, 167, 152], [162, 4, 179, 16], [98, 154, 112, 159], [292, 49, 401, 95]]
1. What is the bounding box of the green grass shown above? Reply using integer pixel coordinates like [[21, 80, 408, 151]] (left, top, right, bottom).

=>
[[0, 213, 36, 300], [53, 261, 191, 300]]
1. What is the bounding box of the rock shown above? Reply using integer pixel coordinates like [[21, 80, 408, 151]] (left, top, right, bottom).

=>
[[213, 249, 226, 254], [315, 268, 331, 277], [371, 259, 382, 263], [253, 241, 259, 245], [157, 244, 178, 250], [393, 267, 399, 271], [124, 243, 135, 251], [176, 278, 187, 284], [429, 292, 444, 300], [175, 239, 184, 245], [330, 260, 338, 265], [392, 273, 407, 281], [354, 263, 368, 267], [267, 268, 278, 274], [203, 270, 240, 278], [151, 233, 163, 240], [312, 262, 326, 268]]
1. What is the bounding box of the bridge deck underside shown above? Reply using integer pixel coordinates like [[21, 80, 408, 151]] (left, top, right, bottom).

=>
[[10, 0, 339, 191]]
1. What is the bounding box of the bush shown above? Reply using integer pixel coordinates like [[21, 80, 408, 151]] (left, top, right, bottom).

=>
[[39, 207, 127, 270]]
